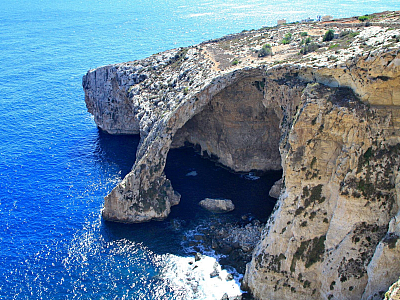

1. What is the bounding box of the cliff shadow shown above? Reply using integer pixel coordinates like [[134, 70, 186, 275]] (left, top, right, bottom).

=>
[[93, 129, 140, 178], [166, 73, 283, 223], [164, 146, 282, 222]]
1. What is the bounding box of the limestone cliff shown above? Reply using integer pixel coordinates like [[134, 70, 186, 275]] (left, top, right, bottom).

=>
[[244, 82, 400, 299], [386, 277, 400, 299], [83, 11, 400, 299]]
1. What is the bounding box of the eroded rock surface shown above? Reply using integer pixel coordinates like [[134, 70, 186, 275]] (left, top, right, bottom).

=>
[[199, 198, 235, 213], [386, 278, 400, 300], [83, 11, 400, 299], [269, 179, 283, 199], [243, 83, 400, 300], [171, 73, 281, 172]]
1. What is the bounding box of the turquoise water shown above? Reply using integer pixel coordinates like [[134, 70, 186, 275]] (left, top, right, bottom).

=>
[[1, 0, 398, 298]]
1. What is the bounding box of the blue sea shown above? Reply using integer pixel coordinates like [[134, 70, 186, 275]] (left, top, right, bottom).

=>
[[1, 0, 398, 298]]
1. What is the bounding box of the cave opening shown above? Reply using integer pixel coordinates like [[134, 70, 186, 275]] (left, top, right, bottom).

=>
[[165, 74, 283, 222], [164, 146, 282, 222]]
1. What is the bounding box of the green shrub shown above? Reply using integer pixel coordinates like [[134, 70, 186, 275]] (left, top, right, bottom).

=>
[[358, 15, 372, 22], [281, 32, 292, 44], [300, 42, 320, 55], [231, 59, 239, 66], [310, 157, 317, 168], [300, 32, 308, 37], [301, 37, 311, 45], [340, 30, 360, 38], [300, 221, 308, 227], [258, 43, 272, 57], [323, 29, 335, 42], [329, 43, 339, 49]]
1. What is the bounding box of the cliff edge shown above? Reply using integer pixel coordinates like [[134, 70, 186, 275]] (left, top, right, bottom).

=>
[[83, 11, 400, 299]]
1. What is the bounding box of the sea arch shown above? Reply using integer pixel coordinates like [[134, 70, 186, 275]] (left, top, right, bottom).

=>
[[101, 66, 306, 223]]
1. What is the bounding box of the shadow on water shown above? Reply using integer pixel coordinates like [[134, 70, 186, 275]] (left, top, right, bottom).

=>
[[96, 140, 281, 257], [165, 146, 282, 223], [90, 130, 187, 255], [93, 129, 140, 178]]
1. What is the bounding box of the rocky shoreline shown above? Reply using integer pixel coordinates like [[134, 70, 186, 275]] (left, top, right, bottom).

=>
[[180, 216, 264, 300], [83, 10, 400, 300], [183, 216, 264, 273]]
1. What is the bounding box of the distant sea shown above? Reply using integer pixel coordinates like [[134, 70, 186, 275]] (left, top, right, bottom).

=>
[[1, 0, 398, 298]]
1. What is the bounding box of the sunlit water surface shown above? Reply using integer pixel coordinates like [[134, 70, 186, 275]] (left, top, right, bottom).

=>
[[1, 0, 399, 298]]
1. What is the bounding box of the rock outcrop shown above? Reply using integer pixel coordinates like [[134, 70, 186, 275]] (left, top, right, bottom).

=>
[[83, 11, 400, 299], [269, 179, 283, 199], [243, 82, 400, 300], [386, 277, 400, 299], [199, 198, 235, 213]]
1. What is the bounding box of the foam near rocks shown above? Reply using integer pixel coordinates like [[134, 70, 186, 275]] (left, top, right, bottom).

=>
[[161, 254, 242, 300]]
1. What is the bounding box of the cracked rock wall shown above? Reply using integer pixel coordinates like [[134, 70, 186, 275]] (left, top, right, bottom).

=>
[[243, 82, 400, 300]]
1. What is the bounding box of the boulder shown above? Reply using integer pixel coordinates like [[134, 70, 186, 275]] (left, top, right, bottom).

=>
[[268, 178, 283, 199], [199, 198, 235, 213]]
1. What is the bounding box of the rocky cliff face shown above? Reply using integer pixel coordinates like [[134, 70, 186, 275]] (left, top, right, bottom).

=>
[[244, 82, 400, 299], [83, 11, 400, 299]]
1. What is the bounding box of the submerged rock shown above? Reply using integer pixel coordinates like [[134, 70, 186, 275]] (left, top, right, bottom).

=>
[[195, 252, 202, 262], [221, 293, 229, 300], [226, 273, 234, 281], [199, 198, 235, 213], [194, 219, 265, 274], [210, 262, 220, 278]]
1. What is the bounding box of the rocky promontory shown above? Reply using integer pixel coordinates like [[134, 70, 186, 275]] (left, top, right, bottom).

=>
[[83, 11, 400, 299]]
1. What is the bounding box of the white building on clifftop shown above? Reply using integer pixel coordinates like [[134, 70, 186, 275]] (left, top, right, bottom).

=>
[[322, 15, 333, 21], [277, 19, 286, 25]]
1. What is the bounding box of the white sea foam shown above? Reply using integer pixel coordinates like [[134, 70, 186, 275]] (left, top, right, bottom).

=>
[[185, 170, 198, 177], [241, 172, 260, 181], [162, 254, 242, 300], [187, 13, 214, 18]]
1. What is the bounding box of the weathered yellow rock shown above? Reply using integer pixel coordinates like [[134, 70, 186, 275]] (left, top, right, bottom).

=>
[[244, 83, 400, 300], [386, 277, 400, 300]]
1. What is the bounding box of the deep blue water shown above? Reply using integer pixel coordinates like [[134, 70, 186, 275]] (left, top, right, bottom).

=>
[[1, 0, 399, 298]]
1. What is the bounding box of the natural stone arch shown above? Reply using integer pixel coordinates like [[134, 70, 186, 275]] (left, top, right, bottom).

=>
[[100, 66, 307, 224], [82, 33, 400, 299]]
